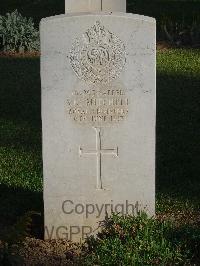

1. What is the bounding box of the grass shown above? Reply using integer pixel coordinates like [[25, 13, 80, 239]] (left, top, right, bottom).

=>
[[0, 49, 200, 264], [0, 57, 42, 231], [157, 49, 200, 213]]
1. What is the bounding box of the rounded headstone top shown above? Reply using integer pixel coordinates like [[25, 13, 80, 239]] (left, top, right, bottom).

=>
[[65, 0, 126, 13]]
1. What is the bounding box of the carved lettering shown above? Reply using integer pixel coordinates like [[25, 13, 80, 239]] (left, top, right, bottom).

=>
[[66, 86, 129, 127]]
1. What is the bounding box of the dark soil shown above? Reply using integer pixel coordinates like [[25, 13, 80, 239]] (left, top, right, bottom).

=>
[[13, 238, 82, 266]]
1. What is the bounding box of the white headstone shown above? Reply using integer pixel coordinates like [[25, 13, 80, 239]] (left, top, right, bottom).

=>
[[65, 0, 126, 13], [41, 10, 156, 242]]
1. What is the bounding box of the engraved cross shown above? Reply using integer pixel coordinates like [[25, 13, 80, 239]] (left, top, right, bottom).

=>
[[79, 127, 118, 190]]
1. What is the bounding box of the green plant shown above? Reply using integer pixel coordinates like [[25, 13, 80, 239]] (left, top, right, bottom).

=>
[[0, 10, 39, 52], [127, 0, 200, 46], [161, 17, 200, 47], [0, 211, 41, 265], [83, 213, 188, 265]]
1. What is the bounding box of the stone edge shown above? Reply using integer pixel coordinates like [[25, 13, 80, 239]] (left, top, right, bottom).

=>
[[40, 12, 156, 27]]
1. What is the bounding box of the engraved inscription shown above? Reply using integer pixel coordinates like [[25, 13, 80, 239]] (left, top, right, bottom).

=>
[[67, 22, 129, 191], [66, 85, 129, 127], [79, 127, 118, 189], [69, 21, 126, 84]]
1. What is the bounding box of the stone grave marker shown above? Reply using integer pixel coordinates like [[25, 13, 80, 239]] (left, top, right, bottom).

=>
[[41, 0, 156, 242]]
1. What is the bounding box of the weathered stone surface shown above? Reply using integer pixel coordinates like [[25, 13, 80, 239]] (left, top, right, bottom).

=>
[[65, 0, 126, 13], [65, 0, 101, 13], [102, 0, 126, 12], [41, 13, 156, 242]]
